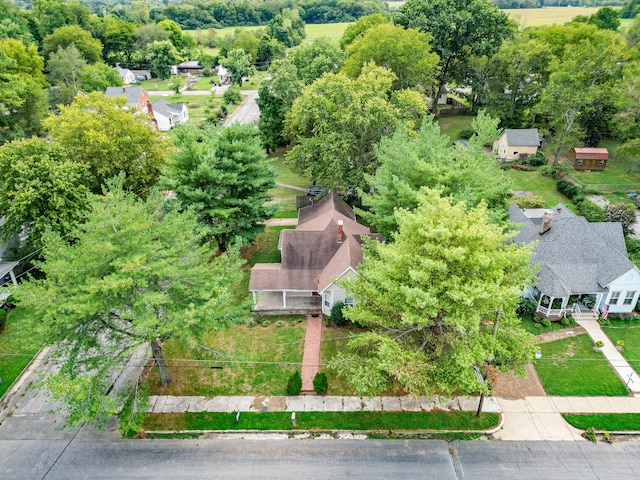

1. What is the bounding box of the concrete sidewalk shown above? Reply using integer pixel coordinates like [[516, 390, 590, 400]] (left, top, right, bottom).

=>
[[575, 316, 640, 394], [146, 394, 501, 415], [494, 395, 640, 441]]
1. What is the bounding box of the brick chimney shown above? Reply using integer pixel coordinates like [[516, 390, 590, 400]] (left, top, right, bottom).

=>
[[147, 101, 158, 130], [337, 220, 344, 244], [539, 210, 554, 235]]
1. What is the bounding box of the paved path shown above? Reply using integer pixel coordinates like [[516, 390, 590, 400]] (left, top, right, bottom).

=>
[[494, 395, 640, 441], [146, 394, 501, 415], [276, 182, 307, 193], [300, 314, 323, 392], [574, 316, 640, 394]]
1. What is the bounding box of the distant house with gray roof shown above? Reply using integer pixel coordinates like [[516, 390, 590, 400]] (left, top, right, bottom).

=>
[[104, 86, 150, 113], [493, 128, 541, 161], [509, 204, 640, 318], [249, 192, 383, 315], [150, 98, 188, 131]]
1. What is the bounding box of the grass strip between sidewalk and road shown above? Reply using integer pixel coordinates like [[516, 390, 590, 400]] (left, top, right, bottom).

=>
[[562, 413, 640, 432], [143, 410, 499, 432]]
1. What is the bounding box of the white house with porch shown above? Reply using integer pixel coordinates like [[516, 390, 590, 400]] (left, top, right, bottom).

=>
[[509, 204, 640, 318], [249, 192, 382, 315]]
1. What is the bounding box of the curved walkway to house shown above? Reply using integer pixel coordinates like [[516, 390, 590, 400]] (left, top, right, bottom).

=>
[[574, 314, 640, 395]]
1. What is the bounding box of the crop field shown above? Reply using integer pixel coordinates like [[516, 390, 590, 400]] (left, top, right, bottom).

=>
[[387, 5, 607, 26]]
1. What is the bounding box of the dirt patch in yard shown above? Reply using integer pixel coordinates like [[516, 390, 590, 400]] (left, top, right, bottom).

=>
[[491, 364, 546, 399]]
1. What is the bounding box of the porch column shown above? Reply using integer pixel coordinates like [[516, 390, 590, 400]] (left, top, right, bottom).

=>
[[9, 269, 17, 286], [282, 291, 287, 308], [251, 291, 257, 306], [561, 297, 569, 313]]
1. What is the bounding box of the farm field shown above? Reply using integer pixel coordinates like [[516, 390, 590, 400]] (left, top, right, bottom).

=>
[[386, 5, 606, 26]]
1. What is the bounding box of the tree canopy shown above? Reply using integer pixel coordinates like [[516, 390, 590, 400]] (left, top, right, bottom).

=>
[[342, 24, 439, 91], [44, 92, 169, 195], [359, 116, 511, 240], [43, 24, 103, 63], [284, 63, 426, 188], [330, 189, 536, 397], [162, 124, 276, 251], [395, 0, 514, 114], [0, 137, 90, 250], [15, 177, 246, 429]]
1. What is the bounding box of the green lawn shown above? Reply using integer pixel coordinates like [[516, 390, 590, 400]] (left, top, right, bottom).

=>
[[506, 168, 573, 208], [563, 413, 640, 432], [148, 94, 222, 126], [320, 325, 357, 396], [304, 23, 351, 42], [143, 410, 499, 432], [135, 78, 173, 91], [571, 144, 640, 190], [0, 307, 41, 398], [268, 153, 309, 188], [534, 334, 629, 396], [144, 318, 306, 397], [188, 76, 217, 90], [437, 115, 474, 140], [602, 321, 640, 374]]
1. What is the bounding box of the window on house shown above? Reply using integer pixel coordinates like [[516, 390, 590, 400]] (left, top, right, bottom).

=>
[[323, 291, 331, 308], [344, 298, 355, 307], [577, 159, 583, 166], [624, 291, 636, 305], [513, 151, 518, 155], [598, 160, 605, 166], [610, 291, 621, 305]]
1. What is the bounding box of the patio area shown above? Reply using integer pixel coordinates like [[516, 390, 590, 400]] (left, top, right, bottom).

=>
[[252, 291, 321, 315]]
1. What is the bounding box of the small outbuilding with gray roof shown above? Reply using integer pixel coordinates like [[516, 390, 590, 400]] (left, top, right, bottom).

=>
[[493, 128, 541, 162], [509, 203, 640, 318]]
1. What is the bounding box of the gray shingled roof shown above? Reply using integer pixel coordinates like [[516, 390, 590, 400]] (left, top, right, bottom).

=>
[[510, 204, 636, 297], [505, 128, 540, 147], [104, 86, 145, 106], [151, 98, 185, 117]]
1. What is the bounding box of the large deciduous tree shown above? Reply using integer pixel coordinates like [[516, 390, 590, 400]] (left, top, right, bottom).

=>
[[146, 40, 181, 79], [44, 92, 169, 195], [330, 189, 535, 397], [221, 48, 256, 86], [162, 124, 276, 251], [535, 29, 628, 163], [342, 24, 439, 91], [359, 116, 511, 240], [0, 137, 90, 250], [0, 44, 48, 143], [395, 0, 514, 114], [43, 24, 103, 64], [257, 59, 303, 151], [15, 177, 246, 429], [284, 63, 426, 188], [288, 37, 346, 85]]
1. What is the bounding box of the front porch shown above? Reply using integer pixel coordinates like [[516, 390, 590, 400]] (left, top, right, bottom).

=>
[[529, 291, 603, 319], [251, 291, 322, 315]]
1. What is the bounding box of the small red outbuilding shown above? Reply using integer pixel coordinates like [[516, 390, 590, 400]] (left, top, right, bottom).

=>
[[568, 147, 609, 171]]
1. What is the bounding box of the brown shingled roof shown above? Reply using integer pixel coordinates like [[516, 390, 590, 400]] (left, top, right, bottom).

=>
[[249, 192, 380, 292]]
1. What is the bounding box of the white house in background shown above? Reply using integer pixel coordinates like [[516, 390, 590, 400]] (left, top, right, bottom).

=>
[[116, 66, 136, 85], [493, 128, 541, 161], [216, 65, 230, 84], [509, 204, 640, 319], [249, 192, 383, 315], [150, 99, 188, 131]]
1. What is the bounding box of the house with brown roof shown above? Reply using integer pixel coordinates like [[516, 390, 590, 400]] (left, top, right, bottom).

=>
[[249, 192, 382, 315], [568, 147, 609, 171], [104, 86, 150, 113]]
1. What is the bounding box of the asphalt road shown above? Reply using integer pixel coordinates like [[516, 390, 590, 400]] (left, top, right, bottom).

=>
[[3, 434, 640, 479], [224, 90, 260, 125]]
